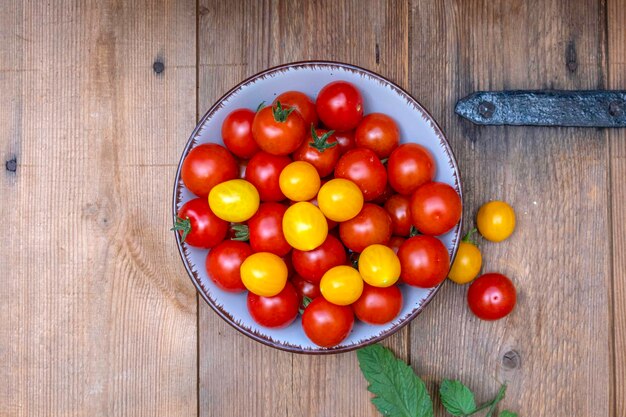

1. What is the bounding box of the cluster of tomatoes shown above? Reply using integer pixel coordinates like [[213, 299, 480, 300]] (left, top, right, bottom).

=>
[[174, 80, 462, 347]]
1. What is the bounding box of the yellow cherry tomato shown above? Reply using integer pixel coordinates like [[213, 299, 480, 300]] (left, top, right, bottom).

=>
[[448, 230, 482, 284], [240, 252, 288, 296], [317, 178, 364, 222], [476, 201, 516, 242], [282, 202, 328, 251], [358, 244, 401, 288], [279, 161, 321, 202], [320, 265, 364, 306], [208, 179, 259, 222]]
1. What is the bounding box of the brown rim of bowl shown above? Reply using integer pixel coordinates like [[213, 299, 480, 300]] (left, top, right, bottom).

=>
[[172, 60, 463, 354]]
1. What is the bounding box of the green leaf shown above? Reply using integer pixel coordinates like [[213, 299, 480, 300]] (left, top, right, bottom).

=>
[[439, 380, 476, 416], [357, 344, 433, 417], [499, 411, 517, 417]]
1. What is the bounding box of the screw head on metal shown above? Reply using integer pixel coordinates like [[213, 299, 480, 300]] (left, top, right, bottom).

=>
[[478, 101, 496, 119]]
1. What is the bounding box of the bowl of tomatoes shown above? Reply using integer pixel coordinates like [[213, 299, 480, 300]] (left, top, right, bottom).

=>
[[173, 61, 462, 353]]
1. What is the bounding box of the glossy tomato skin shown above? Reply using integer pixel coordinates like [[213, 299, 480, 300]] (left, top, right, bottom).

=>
[[282, 202, 328, 251], [181, 143, 238, 197], [387, 144, 436, 195], [291, 234, 346, 283], [221, 108, 259, 159], [467, 273, 516, 320], [334, 130, 356, 155], [387, 236, 405, 255], [398, 235, 450, 288], [339, 204, 392, 253], [245, 151, 291, 202], [293, 129, 341, 178], [252, 104, 306, 155], [353, 284, 403, 325], [317, 178, 364, 222], [302, 297, 354, 348], [316, 81, 363, 131], [355, 113, 400, 158], [274, 91, 318, 128], [291, 273, 321, 303], [240, 252, 288, 296], [476, 201, 516, 242], [335, 148, 387, 201], [279, 161, 321, 202], [358, 244, 401, 288], [248, 202, 291, 257], [175, 198, 228, 248], [448, 240, 482, 284], [206, 240, 251, 292], [410, 182, 462, 236], [247, 282, 299, 328], [208, 179, 260, 223], [384, 194, 412, 236], [319, 265, 364, 306]]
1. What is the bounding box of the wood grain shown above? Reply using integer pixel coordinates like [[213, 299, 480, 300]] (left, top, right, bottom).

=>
[[409, 1, 611, 416], [0, 1, 198, 416], [607, 0, 626, 415]]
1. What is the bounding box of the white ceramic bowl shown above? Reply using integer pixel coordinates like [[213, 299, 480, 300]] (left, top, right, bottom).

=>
[[173, 61, 462, 353]]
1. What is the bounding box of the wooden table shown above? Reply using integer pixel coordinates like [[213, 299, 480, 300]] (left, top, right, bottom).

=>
[[1, 1, 624, 416]]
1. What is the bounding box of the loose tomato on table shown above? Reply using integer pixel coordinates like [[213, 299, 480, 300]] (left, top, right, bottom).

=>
[[467, 273, 516, 320], [221, 108, 259, 159], [316, 81, 363, 131], [291, 234, 346, 284], [282, 202, 328, 251], [320, 265, 364, 306], [398, 235, 450, 288], [410, 181, 462, 236], [293, 127, 341, 178], [181, 143, 238, 197], [317, 178, 364, 222], [334, 130, 356, 154], [247, 282, 299, 328], [476, 201, 516, 242], [354, 113, 399, 158], [245, 151, 291, 202], [358, 244, 401, 288], [352, 284, 403, 325], [172, 197, 228, 248], [335, 148, 387, 201], [205, 240, 251, 292], [240, 252, 288, 297], [290, 273, 321, 303], [448, 229, 482, 284], [302, 297, 354, 347], [208, 179, 260, 223], [339, 203, 392, 253], [246, 202, 291, 257], [387, 143, 436, 195], [274, 91, 318, 128], [384, 194, 412, 236], [252, 102, 306, 156], [279, 161, 321, 202]]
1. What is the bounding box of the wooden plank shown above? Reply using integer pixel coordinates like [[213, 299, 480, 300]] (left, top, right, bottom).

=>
[[409, 0, 611, 416], [607, 0, 626, 415], [0, 1, 198, 416]]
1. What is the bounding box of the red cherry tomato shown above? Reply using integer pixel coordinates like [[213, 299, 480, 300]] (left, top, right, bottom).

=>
[[205, 240, 251, 292], [384, 194, 412, 236], [245, 151, 291, 202], [334, 131, 356, 155], [398, 235, 450, 288], [181, 143, 238, 197], [248, 202, 291, 256], [339, 204, 392, 253], [173, 198, 228, 248], [274, 91, 318, 128], [291, 273, 321, 303], [371, 183, 395, 205], [221, 108, 259, 159], [352, 284, 403, 325], [387, 144, 436, 195], [252, 103, 306, 155], [467, 273, 517, 320], [293, 128, 341, 178], [387, 236, 405, 255], [355, 113, 400, 158], [410, 182, 462, 236], [316, 81, 363, 131], [302, 297, 354, 347], [291, 235, 347, 283], [335, 148, 387, 201], [247, 282, 299, 328]]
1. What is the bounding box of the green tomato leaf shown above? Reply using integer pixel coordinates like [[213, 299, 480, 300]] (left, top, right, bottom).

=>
[[439, 379, 477, 416], [357, 344, 433, 417], [499, 411, 517, 417]]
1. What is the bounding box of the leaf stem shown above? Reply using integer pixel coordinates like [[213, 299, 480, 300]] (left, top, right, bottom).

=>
[[483, 384, 507, 417]]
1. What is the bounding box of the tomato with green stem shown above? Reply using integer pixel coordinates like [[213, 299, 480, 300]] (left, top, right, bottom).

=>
[[252, 101, 306, 155], [293, 127, 340, 177], [172, 197, 228, 248], [274, 91, 318, 128]]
